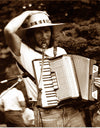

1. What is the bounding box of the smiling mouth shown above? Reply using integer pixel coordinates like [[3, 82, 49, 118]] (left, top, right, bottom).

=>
[[42, 43, 47, 49], [40, 39, 49, 48]]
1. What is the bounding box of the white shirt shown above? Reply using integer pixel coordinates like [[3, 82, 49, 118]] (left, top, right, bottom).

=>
[[0, 88, 25, 111], [12, 43, 67, 101]]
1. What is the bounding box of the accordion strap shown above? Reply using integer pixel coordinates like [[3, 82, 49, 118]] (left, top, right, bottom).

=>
[[17, 62, 36, 84]]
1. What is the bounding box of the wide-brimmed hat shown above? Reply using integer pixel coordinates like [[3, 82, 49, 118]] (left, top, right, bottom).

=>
[[21, 11, 64, 30]]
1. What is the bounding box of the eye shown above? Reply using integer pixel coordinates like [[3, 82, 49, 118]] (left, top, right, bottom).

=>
[[45, 30, 50, 33]]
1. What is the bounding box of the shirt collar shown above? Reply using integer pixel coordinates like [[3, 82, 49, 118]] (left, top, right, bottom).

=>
[[34, 46, 54, 57], [34, 46, 43, 53]]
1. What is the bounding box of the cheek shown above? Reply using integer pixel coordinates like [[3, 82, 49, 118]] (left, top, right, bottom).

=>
[[48, 31, 51, 37], [35, 34, 42, 42], [36, 34, 42, 38]]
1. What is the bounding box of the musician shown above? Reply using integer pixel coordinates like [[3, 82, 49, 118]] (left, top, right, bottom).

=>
[[4, 10, 86, 127]]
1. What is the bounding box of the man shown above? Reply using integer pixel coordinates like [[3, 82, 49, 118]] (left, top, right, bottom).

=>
[[0, 87, 26, 127], [4, 10, 86, 127]]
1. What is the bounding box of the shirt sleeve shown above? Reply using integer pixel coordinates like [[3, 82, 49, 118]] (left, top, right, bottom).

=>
[[57, 47, 67, 56], [17, 90, 25, 102]]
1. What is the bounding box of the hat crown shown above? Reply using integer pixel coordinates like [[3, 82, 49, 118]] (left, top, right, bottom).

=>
[[27, 12, 52, 27], [22, 11, 64, 30]]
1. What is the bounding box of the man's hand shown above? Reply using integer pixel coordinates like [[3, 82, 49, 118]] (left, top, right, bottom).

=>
[[24, 10, 47, 17], [94, 77, 100, 88], [0, 105, 4, 112]]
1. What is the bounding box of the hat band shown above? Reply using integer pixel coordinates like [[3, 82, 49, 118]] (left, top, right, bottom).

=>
[[29, 19, 51, 27]]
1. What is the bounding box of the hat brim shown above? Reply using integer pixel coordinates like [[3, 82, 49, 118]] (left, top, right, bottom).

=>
[[21, 23, 65, 31]]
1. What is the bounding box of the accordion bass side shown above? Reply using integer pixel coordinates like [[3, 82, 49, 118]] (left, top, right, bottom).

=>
[[70, 55, 98, 101], [32, 55, 99, 108]]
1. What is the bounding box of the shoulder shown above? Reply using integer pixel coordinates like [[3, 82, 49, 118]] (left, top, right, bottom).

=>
[[46, 47, 67, 57], [20, 42, 29, 52], [20, 43, 37, 55], [57, 47, 66, 52], [11, 42, 31, 56], [57, 47, 67, 56], [11, 43, 35, 62]]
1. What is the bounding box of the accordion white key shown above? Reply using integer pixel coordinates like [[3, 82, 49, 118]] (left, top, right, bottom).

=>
[[32, 55, 99, 108]]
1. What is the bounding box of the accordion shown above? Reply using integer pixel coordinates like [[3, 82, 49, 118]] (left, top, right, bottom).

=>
[[32, 55, 99, 108]]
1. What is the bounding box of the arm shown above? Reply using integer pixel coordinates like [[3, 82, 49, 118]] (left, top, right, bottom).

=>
[[0, 99, 4, 112], [19, 101, 26, 112], [0, 105, 4, 112], [4, 10, 43, 56]]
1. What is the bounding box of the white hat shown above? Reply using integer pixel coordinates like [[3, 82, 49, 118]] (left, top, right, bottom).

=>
[[22, 11, 64, 30]]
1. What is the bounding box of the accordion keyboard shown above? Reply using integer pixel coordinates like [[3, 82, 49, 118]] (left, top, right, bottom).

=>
[[39, 59, 59, 108]]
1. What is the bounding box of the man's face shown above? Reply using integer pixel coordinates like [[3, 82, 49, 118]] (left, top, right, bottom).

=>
[[34, 27, 51, 48]]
